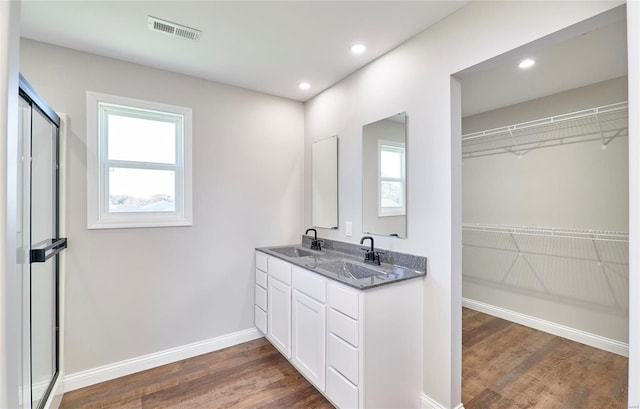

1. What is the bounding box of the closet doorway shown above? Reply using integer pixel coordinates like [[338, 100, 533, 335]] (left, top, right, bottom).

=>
[[456, 5, 629, 406]]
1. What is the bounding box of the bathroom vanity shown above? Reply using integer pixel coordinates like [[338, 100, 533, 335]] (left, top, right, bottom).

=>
[[254, 238, 425, 409]]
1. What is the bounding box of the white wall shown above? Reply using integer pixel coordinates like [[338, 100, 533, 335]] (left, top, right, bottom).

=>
[[0, 1, 21, 408], [626, 1, 639, 405], [463, 139, 628, 230], [303, 2, 626, 407], [19, 39, 305, 376]]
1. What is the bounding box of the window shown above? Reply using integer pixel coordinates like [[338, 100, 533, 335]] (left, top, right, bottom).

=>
[[87, 92, 192, 229], [378, 140, 406, 217]]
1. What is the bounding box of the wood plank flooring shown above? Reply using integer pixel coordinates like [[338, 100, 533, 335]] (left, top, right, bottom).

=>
[[60, 338, 334, 409], [462, 307, 628, 409], [62, 310, 629, 408]]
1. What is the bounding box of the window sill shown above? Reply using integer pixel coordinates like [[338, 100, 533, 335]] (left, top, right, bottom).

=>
[[378, 212, 406, 218], [88, 217, 192, 230]]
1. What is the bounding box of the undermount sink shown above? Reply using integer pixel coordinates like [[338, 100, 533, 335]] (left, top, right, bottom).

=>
[[318, 260, 385, 280], [269, 246, 320, 258]]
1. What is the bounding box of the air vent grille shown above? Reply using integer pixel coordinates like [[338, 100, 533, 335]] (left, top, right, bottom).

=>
[[148, 16, 201, 41]]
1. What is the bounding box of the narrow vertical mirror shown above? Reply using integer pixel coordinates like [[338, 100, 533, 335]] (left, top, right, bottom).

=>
[[312, 135, 338, 229], [362, 113, 407, 238]]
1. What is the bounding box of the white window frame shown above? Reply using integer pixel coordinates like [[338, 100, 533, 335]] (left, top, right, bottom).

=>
[[87, 91, 192, 229], [378, 140, 406, 217]]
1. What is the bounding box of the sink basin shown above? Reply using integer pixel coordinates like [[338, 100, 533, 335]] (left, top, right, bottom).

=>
[[318, 260, 385, 280], [269, 246, 319, 258]]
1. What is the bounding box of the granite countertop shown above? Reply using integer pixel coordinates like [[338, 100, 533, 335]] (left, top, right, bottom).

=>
[[256, 239, 426, 290]]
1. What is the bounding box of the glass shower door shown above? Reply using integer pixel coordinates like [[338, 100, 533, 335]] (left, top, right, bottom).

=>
[[18, 93, 32, 409], [30, 106, 59, 409], [19, 74, 65, 409]]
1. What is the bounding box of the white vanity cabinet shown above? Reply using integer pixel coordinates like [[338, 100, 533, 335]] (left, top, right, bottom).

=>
[[326, 279, 423, 409], [266, 256, 292, 358], [255, 250, 422, 408], [291, 266, 327, 391], [254, 252, 268, 334]]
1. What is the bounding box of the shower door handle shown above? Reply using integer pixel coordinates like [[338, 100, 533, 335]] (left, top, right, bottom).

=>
[[30, 238, 67, 263]]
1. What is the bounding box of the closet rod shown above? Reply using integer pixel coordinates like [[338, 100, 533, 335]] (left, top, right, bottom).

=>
[[462, 101, 628, 141], [462, 223, 628, 243]]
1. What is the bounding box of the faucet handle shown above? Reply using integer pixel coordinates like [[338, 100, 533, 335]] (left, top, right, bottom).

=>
[[363, 250, 382, 265], [361, 248, 383, 254]]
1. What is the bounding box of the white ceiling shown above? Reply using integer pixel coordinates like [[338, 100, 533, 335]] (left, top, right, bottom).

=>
[[20, 2, 628, 113], [458, 6, 628, 117], [20, 1, 468, 102]]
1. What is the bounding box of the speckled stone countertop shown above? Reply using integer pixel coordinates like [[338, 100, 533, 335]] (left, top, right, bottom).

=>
[[256, 237, 426, 290]]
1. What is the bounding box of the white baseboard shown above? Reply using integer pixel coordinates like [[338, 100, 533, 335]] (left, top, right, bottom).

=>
[[63, 327, 263, 392], [462, 298, 629, 357], [421, 393, 464, 409]]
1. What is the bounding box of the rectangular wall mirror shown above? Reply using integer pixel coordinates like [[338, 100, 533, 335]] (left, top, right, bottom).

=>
[[312, 135, 338, 229], [362, 113, 407, 238]]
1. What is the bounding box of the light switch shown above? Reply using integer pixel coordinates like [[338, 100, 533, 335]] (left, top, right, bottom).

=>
[[346, 221, 352, 237]]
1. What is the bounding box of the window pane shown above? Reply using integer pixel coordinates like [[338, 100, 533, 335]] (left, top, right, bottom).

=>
[[380, 149, 402, 178], [107, 114, 176, 164], [109, 168, 175, 212], [381, 181, 403, 208]]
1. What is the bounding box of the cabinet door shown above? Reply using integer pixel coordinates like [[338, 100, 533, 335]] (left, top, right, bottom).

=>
[[267, 278, 291, 358], [292, 290, 326, 391]]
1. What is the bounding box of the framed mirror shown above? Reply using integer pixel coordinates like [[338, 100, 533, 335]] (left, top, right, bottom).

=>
[[362, 113, 407, 238], [312, 135, 338, 229]]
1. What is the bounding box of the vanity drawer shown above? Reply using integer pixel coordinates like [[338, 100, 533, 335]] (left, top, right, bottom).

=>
[[268, 257, 292, 285], [255, 305, 267, 334], [327, 367, 358, 409], [328, 283, 359, 320], [329, 308, 358, 347], [293, 266, 326, 303], [255, 285, 267, 311], [255, 269, 267, 289], [256, 252, 268, 272], [328, 333, 359, 385]]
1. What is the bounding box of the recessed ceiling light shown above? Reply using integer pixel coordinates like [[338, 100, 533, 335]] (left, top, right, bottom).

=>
[[518, 58, 535, 69], [299, 82, 310, 90], [350, 43, 367, 55]]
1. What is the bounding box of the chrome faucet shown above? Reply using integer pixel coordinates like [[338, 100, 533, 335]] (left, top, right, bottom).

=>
[[360, 236, 381, 265], [305, 228, 322, 251]]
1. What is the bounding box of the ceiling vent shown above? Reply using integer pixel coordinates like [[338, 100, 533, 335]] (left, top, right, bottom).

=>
[[148, 16, 201, 41]]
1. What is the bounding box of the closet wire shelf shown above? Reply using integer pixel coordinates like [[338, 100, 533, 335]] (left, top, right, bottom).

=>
[[463, 223, 628, 243], [462, 224, 629, 315], [462, 101, 628, 158]]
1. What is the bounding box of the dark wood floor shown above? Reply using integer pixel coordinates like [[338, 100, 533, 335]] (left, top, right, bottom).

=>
[[60, 337, 334, 409], [62, 310, 629, 408], [462, 307, 628, 409]]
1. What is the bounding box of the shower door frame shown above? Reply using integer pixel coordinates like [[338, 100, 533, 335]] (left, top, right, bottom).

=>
[[19, 74, 66, 409]]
